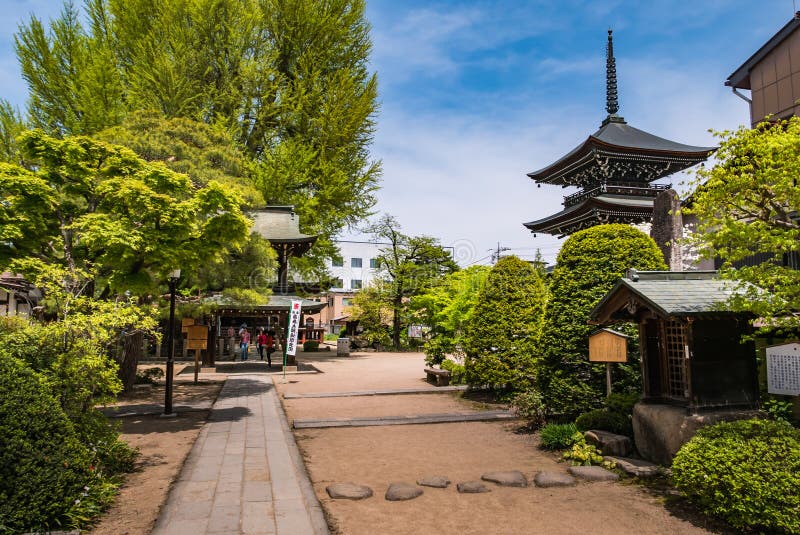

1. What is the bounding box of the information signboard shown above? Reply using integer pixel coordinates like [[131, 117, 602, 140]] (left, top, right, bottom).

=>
[[766, 342, 800, 396]]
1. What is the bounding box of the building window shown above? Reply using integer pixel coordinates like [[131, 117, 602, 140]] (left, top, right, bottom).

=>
[[342, 298, 353, 307], [333, 278, 343, 288], [331, 257, 343, 267], [351, 257, 362, 268], [351, 279, 362, 289], [369, 258, 379, 268]]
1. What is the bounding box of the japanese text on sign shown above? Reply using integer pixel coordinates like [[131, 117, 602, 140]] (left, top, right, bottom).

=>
[[766, 343, 800, 396], [286, 300, 302, 356]]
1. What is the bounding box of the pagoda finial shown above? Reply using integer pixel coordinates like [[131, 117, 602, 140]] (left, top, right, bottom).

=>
[[604, 29, 624, 125]]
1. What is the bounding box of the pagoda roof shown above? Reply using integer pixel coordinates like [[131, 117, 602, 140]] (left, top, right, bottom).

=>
[[527, 120, 715, 187], [251, 206, 317, 257], [523, 193, 654, 237]]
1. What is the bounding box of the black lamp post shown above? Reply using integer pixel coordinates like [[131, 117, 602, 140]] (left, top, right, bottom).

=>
[[163, 268, 181, 417]]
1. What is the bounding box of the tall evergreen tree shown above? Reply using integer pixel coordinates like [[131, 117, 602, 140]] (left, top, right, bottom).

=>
[[14, 0, 381, 257], [537, 224, 667, 417]]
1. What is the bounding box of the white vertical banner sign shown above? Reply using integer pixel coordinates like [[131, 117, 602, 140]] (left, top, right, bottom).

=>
[[286, 299, 303, 356]]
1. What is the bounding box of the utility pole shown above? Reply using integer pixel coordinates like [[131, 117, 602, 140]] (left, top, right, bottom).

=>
[[489, 242, 511, 264]]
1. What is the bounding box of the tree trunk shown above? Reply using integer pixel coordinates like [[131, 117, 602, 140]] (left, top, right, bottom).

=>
[[392, 295, 402, 350], [118, 331, 144, 392]]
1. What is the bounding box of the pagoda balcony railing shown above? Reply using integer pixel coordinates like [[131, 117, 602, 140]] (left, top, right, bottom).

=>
[[563, 182, 671, 207]]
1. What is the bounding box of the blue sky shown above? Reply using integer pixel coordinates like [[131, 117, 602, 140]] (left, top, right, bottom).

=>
[[0, 1, 794, 264]]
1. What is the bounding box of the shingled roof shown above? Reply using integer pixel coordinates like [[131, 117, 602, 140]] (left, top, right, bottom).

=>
[[590, 271, 750, 323]]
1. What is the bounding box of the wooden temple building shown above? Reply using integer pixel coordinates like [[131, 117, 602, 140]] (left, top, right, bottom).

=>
[[204, 206, 326, 364], [524, 31, 715, 237]]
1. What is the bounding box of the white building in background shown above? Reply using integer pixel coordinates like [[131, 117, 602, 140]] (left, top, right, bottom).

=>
[[326, 240, 388, 291], [317, 241, 388, 333]]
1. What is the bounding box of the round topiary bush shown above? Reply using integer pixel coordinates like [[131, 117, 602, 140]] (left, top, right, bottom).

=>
[[575, 408, 632, 436], [462, 256, 547, 390], [0, 356, 109, 532], [672, 419, 800, 534], [538, 224, 666, 417]]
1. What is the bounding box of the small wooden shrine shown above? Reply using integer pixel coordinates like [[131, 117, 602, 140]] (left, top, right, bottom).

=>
[[590, 270, 760, 464], [591, 270, 758, 411], [524, 31, 715, 237]]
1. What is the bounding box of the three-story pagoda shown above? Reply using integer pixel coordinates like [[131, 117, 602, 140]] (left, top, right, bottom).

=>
[[524, 30, 715, 237]]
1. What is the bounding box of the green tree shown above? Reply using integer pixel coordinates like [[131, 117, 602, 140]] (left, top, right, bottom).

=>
[[411, 265, 490, 365], [538, 224, 667, 417], [684, 118, 800, 333], [349, 279, 393, 348], [365, 215, 458, 349], [15, 0, 381, 258], [461, 256, 547, 390], [0, 100, 26, 164], [0, 130, 249, 296]]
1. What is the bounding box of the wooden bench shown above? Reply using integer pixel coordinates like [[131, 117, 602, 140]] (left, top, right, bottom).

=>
[[424, 367, 451, 387]]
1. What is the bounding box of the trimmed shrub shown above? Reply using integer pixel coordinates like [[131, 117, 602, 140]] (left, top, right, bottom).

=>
[[0, 356, 115, 532], [672, 419, 800, 534], [303, 340, 320, 352], [439, 359, 465, 384], [539, 423, 580, 450], [604, 392, 639, 415], [575, 408, 632, 437], [538, 224, 666, 417], [462, 256, 547, 390], [135, 366, 164, 385], [510, 388, 546, 429]]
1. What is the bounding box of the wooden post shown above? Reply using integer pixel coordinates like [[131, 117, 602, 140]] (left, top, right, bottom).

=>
[[606, 363, 613, 395], [194, 350, 200, 384]]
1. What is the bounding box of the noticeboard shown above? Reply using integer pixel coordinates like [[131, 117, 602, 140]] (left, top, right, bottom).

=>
[[588, 330, 628, 363], [181, 317, 196, 334], [185, 325, 208, 350], [766, 342, 800, 396]]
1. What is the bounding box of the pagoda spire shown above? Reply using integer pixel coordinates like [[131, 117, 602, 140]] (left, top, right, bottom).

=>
[[604, 29, 625, 125]]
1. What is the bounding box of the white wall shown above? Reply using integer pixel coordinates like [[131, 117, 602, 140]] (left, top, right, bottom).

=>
[[326, 241, 389, 290]]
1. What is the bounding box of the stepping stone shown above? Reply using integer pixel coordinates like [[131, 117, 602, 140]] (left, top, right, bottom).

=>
[[481, 470, 528, 487], [385, 482, 424, 501], [585, 430, 632, 457], [457, 481, 490, 493], [417, 476, 450, 488], [533, 471, 577, 488], [605, 456, 662, 477], [326, 483, 373, 500], [567, 466, 619, 482]]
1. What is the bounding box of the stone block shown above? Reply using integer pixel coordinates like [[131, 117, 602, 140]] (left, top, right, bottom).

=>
[[633, 403, 760, 465], [567, 466, 619, 482], [456, 481, 490, 493], [605, 456, 661, 477], [584, 429, 632, 457], [385, 482, 424, 501], [326, 482, 373, 500], [417, 476, 450, 488], [533, 472, 577, 488], [480, 470, 528, 487]]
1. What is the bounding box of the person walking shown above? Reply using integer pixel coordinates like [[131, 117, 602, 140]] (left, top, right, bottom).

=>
[[265, 330, 275, 367], [257, 328, 267, 361], [240, 325, 251, 361]]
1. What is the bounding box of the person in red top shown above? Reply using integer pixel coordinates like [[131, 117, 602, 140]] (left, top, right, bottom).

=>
[[265, 330, 275, 367], [256, 329, 268, 362]]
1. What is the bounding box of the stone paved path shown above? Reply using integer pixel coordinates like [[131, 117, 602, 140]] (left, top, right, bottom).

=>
[[152, 375, 327, 535]]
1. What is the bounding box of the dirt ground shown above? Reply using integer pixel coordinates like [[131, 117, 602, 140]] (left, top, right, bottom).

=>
[[277, 351, 729, 535], [89, 368, 225, 535]]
